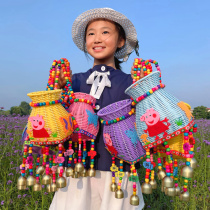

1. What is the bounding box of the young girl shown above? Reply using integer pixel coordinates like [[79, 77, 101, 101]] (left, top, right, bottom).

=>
[[50, 8, 145, 210]]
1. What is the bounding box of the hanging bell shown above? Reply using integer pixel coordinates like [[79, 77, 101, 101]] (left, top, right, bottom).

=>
[[141, 182, 152, 194], [46, 184, 51, 193], [181, 166, 193, 178], [180, 191, 190, 201], [164, 186, 168, 195], [33, 183, 42, 191], [42, 174, 52, 185], [72, 171, 80, 178], [56, 177, 66, 188], [36, 166, 45, 175], [26, 175, 36, 186], [88, 168, 96, 177], [66, 167, 74, 177], [157, 169, 166, 180], [17, 176, 27, 190], [163, 176, 174, 188], [75, 162, 84, 173], [115, 189, 124, 199], [166, 187, 176, 197], [130, 195, 139, 206], [149, 179, 157, 189], [81, 168, 88, 177], [50, 183, 57, 192], [128, 171, 134, 178], [190, 158, 197, 169], [56, 167, 66, 176], [175, 186, 181, 196], [110, 183, 117, 192]]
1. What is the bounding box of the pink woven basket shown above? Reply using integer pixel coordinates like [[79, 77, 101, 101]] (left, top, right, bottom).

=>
[[68, 92, 99, 141]]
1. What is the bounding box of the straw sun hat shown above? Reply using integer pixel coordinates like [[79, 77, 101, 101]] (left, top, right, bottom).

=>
[[72, 8, 139, 60]]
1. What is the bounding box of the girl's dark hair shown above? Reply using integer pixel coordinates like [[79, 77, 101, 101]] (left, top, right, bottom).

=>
[[83, 19, 126, 70]]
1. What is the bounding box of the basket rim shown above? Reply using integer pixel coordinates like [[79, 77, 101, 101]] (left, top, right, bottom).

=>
[[27, 89, 62, 97], [125, 71, 160, 94], [97, 99, 132, 117]]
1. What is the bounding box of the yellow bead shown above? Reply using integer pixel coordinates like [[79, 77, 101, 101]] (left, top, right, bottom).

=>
[[145, 179, 149, 182], [184, 180, 188, 183], [146, 152, 150, 155], [149, 90, 153, 94], [186, 158, 191, 162], [133, 192, 136, 195], [82, 99, 84, 102]]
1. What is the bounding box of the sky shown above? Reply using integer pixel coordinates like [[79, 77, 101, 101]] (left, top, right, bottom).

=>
[[0, 0, 210, 110]]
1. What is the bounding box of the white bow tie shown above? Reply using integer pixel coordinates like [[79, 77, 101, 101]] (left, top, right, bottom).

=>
[[86, 71, 111, 99]]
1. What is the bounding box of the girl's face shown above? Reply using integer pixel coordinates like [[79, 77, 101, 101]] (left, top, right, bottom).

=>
[[86, 20, 125, 66]]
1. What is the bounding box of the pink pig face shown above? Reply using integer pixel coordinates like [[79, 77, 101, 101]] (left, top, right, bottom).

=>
[[29, 114, 45, 130], [140, 108, 160, 126], [104, 133, 112, 146]]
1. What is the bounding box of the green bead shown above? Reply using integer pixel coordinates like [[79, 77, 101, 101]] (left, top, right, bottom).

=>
[[184, 183, 188, 186], [166, 148, 170, 152], [58, 64, 61, 66], [49, 101, 52, 105], [155, 62, 158, 64], [114, 119, 117, 123], [119, 117, 122, 120], [146, 155, 150, 158], [119, 177, 122, 180], [76, 128, 79, 131], [164, 141, 168, 145]]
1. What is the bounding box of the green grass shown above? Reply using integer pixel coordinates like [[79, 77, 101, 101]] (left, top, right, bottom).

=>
[[0, 115, 209, 210]]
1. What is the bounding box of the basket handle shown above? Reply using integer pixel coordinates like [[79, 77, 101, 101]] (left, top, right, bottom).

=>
[[132, 58, 162, 83]]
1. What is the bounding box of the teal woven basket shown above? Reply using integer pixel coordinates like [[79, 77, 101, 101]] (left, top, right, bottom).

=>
[[125, 65, 194, 150]]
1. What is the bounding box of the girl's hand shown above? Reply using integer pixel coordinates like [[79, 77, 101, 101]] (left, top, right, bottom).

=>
[[55, 64, 72, 89], [130, 61, 144, 80]]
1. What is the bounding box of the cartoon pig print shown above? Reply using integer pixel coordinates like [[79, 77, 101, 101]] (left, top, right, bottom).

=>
[[140, 108, 170, 140], [104, 133, 118, 156], [29, 114, 50, 138]]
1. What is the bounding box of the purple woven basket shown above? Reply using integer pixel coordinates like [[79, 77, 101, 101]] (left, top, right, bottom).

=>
[[97, 99, 145, 164]]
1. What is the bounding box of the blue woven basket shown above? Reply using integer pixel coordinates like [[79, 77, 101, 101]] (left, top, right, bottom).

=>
[[125, 71, 194, 149]]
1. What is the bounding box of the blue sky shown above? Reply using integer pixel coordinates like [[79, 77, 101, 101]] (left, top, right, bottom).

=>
[[1, 0, 210, 110]]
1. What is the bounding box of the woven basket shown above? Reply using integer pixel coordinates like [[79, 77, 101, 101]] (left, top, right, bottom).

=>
[[125, 71, 194, 150], [68, 92, 99, 141], [27, 89, 73, 145], [97, 99, 145, 164]]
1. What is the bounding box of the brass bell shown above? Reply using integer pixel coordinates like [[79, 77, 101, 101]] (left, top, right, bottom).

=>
[[181, 166, 193, 178], [166, 187, 176, 196], [17, 176, 27, 187], [81, 168, 88, 177], [26, 175, 36, 186], [157, 169, 166, 180], [115, 189, 124, 199], [56, 167, 66, 176], [56, 177, 66, 188], [36, 166, 45, 175], [33, 183, 41, 191], [88, 168, 96, 177], [163, 176, 174, 188], [46, 184, 51, 193], [17, 185, 26, 190], [190, 158, 197, 169], [175, 186, 181, 196], [72, 171, 80, 178], [50, 183, 57, 192], [110, 182, 117, 192], [75, 162, 84, 173], [42, 174, 52, 185], [180, 191, 190, 201], [66, 167, 74, 177], [130, 195, 139, 206], [149, 179, 157, 189], [141, 182, 152, 194]]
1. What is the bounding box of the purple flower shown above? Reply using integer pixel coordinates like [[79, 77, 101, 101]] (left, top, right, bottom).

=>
[[196, 146, 201, 152], [208, 187, 210, 192], [207, 155, 210, 158], [23, 194, 27, 198], [35, 201, 38, 204], [10, 161, 13, 164], [193, 185, 197, 188], [1, 201, 4, 205], [170, 200, 173, 202], [44, 192, 48, 195], [7, 180, 12, 185], [147, 205, 151, 208], [42, 185, 45, 188], [194, 180, 197, 183], [17, 195, 21, 198], [8, 173, 14, 176]]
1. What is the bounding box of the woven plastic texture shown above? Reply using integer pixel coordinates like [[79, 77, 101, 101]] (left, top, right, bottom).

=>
[[68, 92, 99, 141], [27, 89, 73, 145], [125, 72, 193, 148], [97, 99, 145, 163]]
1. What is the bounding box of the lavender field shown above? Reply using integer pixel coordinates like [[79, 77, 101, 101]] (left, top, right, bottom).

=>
[[0, 115, 209, 210]]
